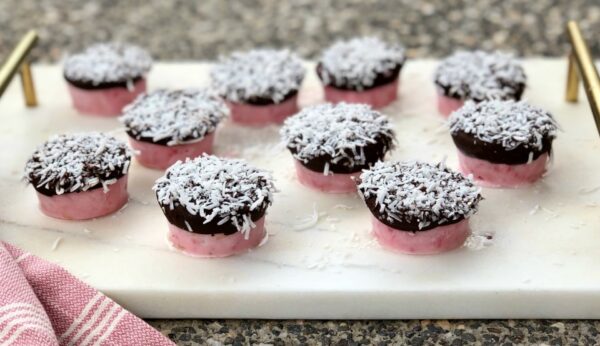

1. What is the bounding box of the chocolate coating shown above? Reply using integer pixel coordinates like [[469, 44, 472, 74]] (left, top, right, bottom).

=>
[[362, 193, 465, 232], [160, 201, 268, 236], [241, 89, 298, 106], [289, 134, 393, 174], [451, 130, 552, 165], [316, 63, 402, 91], [435, 80, 525, 102], [125, 130, 207, 147], [64, 74, 143, 90]]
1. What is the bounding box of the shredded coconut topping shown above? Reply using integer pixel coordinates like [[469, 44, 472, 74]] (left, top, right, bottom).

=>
[[120, 89, 229, 146], [358, 161, 482, 230], [434, 50, 526, 101], [210, 49, 305, 103], [153, 155, 275, 236], [319, 37, 406, 90], [280, 103, 395, 167], [24, 132, 132, 195], [449, 100, 558, 151], [63, 42, 152, 85]]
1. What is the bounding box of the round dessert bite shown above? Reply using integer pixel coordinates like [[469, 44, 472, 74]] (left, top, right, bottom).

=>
[[281, 103, 395, 193], [153, 155, 275, 258], [317, 37, 406, 109], [434, 50, 526, 117], [210, 49, 305, 126], [449, 100, 558, 188], [120, 89, 228, 170], [63, 42, 152, 116], [24, 133, 132, 220], [358, 161, 482, 255]]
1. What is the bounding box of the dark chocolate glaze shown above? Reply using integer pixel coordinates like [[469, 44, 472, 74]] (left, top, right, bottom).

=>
[[64, 74, 143, 90], [316, 62, 402, 91], [125, 130, 212, 147], [361, 191, 466, 232], [29, 162, 128, 197], [451, 130, 553, 165], [289, 134, 394, 174], [159, 200, 268, 236], [233, 89, 299, 106], [435, 80, 526, 102]]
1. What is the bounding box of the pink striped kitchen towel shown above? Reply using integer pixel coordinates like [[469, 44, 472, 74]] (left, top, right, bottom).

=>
[[0, 241, 174, 346]]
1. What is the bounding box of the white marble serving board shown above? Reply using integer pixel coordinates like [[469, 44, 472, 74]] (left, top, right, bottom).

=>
[[1, 60, 600, 319]]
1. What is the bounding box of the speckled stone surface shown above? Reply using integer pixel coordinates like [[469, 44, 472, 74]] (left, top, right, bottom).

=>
[[147, 319, 600, 345], [4, 0, 600, 345], [1, 0, 600, 62]]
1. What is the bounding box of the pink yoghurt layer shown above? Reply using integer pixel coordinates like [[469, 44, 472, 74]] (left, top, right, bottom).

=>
[[323, 79, 399, 109], [37, 175, 129, 220], [226, 95, 299, 126], [437, 93, 464, 117], [67, 78, 147, 117], [372, 216, 470, 255], [128, 133, 215, 170], [457, 151, 549, 188], [167, 216, 266, 258], [294, 160, 359, 193]]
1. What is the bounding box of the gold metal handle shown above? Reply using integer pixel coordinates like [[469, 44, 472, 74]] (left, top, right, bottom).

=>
[[0, 30, 38, 107], [566, 21, 600, 136]]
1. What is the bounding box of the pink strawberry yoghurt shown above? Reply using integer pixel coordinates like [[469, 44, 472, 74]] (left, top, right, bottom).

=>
[[358, 161, 482, 255], [154, 155, 275, 257], [281, 103, 395, 194], [67, 79, 147, 116], [37, 176, 129, 220], [437, 92, 464, 117], [24, 132, 132, 220], [458, 151, 549, 188], [63, 42, 152, 117], [371, 216, 471, 255], [323, 79, 399, 109], [120, 89, 228, 170], [167, 216, 266, 258], [226, 95, 299, 126], [211, 49, 305, 126], [293, 160, 359, 194], [128, 133, 215, 170]]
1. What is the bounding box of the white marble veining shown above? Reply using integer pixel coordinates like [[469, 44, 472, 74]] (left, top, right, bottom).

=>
[[1, 61, 600, 318]]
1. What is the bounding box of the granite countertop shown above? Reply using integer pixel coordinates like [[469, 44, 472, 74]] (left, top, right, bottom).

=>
[[2, 0, 600, 344]]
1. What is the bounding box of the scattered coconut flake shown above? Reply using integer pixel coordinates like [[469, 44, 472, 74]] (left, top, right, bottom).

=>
[[51, 237, 62, 251], [333, 204, 354, 210], [578, 185, 600, 195], [293, 204, 320, 231], [529, 205, 541, 215], [465, 232, 494, 250]]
